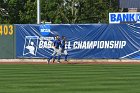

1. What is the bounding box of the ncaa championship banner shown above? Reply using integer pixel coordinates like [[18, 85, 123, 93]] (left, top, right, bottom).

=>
[[109, 12, 140, 24], [15, 24, 140, 59]]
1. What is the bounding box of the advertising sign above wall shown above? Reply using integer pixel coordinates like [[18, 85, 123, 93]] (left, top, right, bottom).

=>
[[109, 12, 140, 24]]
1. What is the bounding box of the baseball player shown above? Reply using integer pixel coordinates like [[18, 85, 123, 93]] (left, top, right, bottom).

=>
[[52, 36, 68, 62], [60, 36, 68, 62], [47, 35, 61, 64]]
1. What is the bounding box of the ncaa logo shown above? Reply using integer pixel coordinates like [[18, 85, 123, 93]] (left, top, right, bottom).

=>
[[23, 36, 39, 56], [40, 24, 51, 36]]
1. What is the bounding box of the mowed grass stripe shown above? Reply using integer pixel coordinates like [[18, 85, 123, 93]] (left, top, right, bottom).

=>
[[0, 64, 140, 93]]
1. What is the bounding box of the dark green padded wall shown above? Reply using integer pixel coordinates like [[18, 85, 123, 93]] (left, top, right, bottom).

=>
[[0, 24, 14, 58]]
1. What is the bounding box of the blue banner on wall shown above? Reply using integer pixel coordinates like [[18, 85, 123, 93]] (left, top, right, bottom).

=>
[[15, 24, 140, 59]]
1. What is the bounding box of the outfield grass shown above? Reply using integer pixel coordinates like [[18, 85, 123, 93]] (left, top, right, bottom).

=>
[[0, 64, 140, 93]]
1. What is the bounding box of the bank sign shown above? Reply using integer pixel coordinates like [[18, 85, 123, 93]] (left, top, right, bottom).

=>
[[109, 12, 140, 24]]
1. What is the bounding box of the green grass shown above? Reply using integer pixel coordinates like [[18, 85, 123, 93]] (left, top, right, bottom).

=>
[[0, 64, 140, 93]]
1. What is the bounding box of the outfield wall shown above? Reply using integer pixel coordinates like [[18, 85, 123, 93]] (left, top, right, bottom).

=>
[[0, 24, 140, 59], [0, 24, 14, 58], [15, 24, 140, 59]]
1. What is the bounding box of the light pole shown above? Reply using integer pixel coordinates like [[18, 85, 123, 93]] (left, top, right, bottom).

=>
[[37, 0, 41, 24]]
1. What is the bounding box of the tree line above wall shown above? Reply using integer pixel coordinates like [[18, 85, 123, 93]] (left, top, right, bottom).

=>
[[0, 0, 118, 24]]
